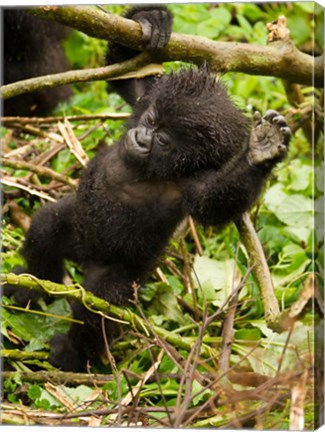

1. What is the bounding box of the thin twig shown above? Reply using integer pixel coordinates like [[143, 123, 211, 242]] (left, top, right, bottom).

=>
[[1, 177, 57, 202], [1, 157, 78, 188], [0, 113, 130, 125], [58, 120, 89, 166]]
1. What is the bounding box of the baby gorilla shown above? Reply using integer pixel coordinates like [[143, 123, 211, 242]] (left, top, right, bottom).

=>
[[11, 69, 290, 371], [5, 7, 291, 371]]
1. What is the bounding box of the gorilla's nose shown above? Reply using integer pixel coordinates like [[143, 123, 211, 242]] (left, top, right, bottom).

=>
[[135, 126, 153, 150]]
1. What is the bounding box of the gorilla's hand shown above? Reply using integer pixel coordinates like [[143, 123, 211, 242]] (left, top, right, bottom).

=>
[[131, 7, 173, 49], [248, 110, 291, 167]]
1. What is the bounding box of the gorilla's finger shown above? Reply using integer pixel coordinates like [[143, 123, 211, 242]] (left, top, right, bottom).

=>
[[272, 115, 287, 127], [253, 111, 262, 127], [263, 109, 279, 121], [138, 18, 152, 44], [280, 127, 292, 146]]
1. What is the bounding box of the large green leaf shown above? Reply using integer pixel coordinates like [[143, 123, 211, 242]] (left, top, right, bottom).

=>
[[264, 186, 314, 228], [142, 282, 185, 324], [236, 322, 313, 376], [192, 256, 240, 306], [275, 195, 314, 228]]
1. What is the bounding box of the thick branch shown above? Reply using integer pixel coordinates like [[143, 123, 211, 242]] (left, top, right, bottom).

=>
[[236, 213, 281, 330], [28, 5, 322, 87], [1, 273, 211, 357]]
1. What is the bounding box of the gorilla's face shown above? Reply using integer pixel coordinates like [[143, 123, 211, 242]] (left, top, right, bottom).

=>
[[125, 106, 175, 160], [121, 68, 251, 179], [122, 105, 183, 179]]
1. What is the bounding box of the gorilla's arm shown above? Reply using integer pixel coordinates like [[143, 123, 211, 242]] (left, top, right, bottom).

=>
[[106, 6, 172, 106], [183, 110, 291, 226]]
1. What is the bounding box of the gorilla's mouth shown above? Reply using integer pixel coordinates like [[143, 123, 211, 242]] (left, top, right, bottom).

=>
[[125, 129, 151, 157]]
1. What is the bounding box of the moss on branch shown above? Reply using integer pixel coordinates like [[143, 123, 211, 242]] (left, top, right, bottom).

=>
[[1, 5, 321, 100], [28, 5, 322, 87], [1, 273, 211, 357]]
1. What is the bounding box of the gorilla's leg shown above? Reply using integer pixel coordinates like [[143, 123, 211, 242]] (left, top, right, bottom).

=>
[[50, 263, 139, 371], [3, 195, 77, 305]]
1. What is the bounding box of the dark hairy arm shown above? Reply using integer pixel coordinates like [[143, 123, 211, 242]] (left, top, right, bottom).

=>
[[183, 110, 291, 226], [106, 5, 173, 106]]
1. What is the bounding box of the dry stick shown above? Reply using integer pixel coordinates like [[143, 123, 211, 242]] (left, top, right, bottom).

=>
[[218, 291, 239, 373], [283, 81, 314, 143], [1, 157, 77, 188], [179, 240, 200, 321], [188, 216, 203, 256], [0, 113, 130, 125], [5, 124, 64, 144], [58, 120, 89, 166], [173, 306, 212, 428], [235, 213, 281, 331], [237, 216, 317, 332], [289, 369, 308, 430], [1, 177, 57, 202], [172, 271, 252, 427]]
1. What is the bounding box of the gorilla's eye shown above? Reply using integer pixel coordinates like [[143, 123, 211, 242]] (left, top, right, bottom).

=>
[[146, 112, 157, 127], [156, 133, 169, 148]]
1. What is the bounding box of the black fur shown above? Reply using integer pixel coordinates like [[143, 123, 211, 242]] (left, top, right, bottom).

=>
[[106, 5, 173, 106], [3, 9, 72, 116], [4, 6, 291, 371]]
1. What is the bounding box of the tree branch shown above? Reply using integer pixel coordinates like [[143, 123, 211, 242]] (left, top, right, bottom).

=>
[[28, 5, 322, 87], [236, 214, 316, 333], [1, 157, 78, 188], [1, 273, 212, 358], [236, 213, 281, 330], [1, 52, 153, 99], [1, 5, 321, 101]]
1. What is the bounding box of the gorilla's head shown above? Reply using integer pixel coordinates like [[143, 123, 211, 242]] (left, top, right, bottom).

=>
[[121, 67, 251, 179]]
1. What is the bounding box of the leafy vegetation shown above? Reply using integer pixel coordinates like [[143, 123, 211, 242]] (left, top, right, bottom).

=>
[[1, 2, 323, 429]]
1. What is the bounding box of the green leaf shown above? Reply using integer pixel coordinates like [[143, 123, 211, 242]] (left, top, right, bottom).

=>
[[287, 15, 311, 45], [51, 149, 74, 173], [191, 380, 213, 405], [238, 323, 312, 376], [264, 186, 314, 228], [235, 327, 262, 341], [142, 283, 185, 324], [2, 298, 71, 345], [197, 8, 231, 39], [241, 4, 265, 21], [274, 195, 314, 228], [283, 226, 311, 244], [192, 256, 239, 306], [252, 21, 268, 45], [294, 2, 315, 14], [236, 14, 253, 36], [288, 161, 312, 192], [271, 244, 311, 285], [263, 184, 286, 213], [59, 385, 94, 405], [28, 384, 42, 400]]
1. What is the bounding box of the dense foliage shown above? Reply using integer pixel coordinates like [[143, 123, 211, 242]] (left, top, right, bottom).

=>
[[1, 2, 323, 429]]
